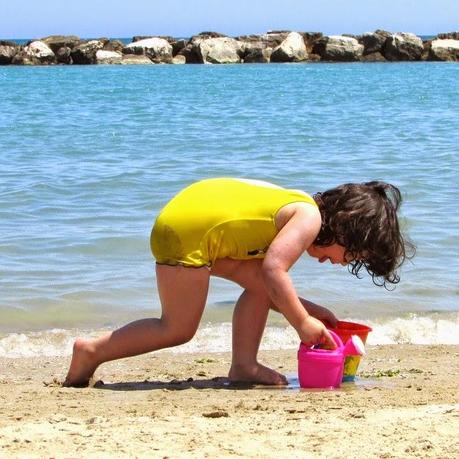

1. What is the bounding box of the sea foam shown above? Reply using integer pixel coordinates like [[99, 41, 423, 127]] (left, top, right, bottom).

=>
[[1, 314, 457, 358]]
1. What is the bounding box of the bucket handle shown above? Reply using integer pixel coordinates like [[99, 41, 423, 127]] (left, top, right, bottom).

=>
[[328, 330, 344, 350]]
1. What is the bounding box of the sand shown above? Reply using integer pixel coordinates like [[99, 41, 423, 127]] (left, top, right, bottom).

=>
[[1, 344, 458, 458]]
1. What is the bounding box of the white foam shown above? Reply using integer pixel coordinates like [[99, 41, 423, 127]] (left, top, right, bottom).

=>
[[0, 328, 98, 358], [0, 314, 458, 358], [366, 315, 459, 345]]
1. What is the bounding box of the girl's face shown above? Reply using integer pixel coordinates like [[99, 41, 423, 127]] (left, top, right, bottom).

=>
[[306, 243, 351, 266]]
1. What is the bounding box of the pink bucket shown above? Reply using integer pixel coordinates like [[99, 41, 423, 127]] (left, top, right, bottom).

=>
[[297, 331, 365, 389]]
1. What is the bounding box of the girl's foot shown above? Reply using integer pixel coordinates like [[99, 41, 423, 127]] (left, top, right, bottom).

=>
[[63, 338, 99, 387], [228, 362, 288, 386]]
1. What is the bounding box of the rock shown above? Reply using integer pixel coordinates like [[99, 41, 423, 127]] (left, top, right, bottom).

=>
[[71, 40, 106, 64], [132, 35, 176, 44], [103, 40, 124, 53], [96, 50, 123, 64], [243, 46, 272, 63], [300, 32, 323, 54], [384, 33, 423, 61], [318, 35, 364, 61], [361, 51, 386, 62], [0, 42, 19, 64], [236, 33, 285, 63], [41, 35, 81, 53], [179, 32, 228, 63], [120, 54, 154, 65], [270, 32, 308, 62], [237, 35, 271, 63], [259, 31, 291, 47], [196, 37, 242, 64], [12, 40, 56, 65], [177, 46, 200, 64], [437, 32, 459, 40], [132, 35, 152, 43], [193, 31, 227, 40], [56, 46, 72, 64], [171, 54, 186, 64], [123, 37, 173, 63], [429, 39, 459, 61], [359, 30, 391, 55], [0, 40, 17, 46], [172, 39, 187, 56]]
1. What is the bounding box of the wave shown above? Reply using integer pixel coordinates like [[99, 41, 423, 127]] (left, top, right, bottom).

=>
[[1, 313, 457, 358]]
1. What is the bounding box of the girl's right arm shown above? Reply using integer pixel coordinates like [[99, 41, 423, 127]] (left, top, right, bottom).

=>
[[262, 203, 336, 348]]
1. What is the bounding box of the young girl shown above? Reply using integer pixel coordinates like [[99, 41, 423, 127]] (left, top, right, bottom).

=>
[[64, 177, 413, 387]]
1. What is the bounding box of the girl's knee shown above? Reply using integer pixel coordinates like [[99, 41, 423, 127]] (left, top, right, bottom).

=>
[[158, 318, 197, 346], [168, 331, 195, 346]]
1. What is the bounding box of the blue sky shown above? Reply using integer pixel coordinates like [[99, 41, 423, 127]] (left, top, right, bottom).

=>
[[1, 0, 457, 39]]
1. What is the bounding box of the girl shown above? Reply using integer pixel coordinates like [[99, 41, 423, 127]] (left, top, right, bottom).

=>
[[64, 178, 413, 387]]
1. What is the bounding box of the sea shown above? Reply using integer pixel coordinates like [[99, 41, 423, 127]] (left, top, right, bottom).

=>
[[1, 59, 458, 358]]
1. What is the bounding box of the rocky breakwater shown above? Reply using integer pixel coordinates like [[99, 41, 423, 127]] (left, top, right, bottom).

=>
[[1, 30, 459, 65]]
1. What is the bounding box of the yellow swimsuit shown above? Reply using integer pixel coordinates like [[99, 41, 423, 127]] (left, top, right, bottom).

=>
[[151, 178, 317, 267]]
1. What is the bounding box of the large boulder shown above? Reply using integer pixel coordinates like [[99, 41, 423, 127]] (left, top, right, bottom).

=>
[[96, 50, 123, 64], [237, 33, 278, 63], [178, 32, 227, 63], [177, 46, 201, 64], [123, 37, 173, 63], [384, 33, 423, 61], [243, 46, 272, 63], [120, 54, 154, 65], [172, 39, 187, 56], [71, 39, 107, 64], [257, 31, 291, 48], [359, 30, 391, 55], [0, 41, 20, 64], [171, 54, 187, 64], [12, 40, 56, 65], [270, 32, 308, 62], [55, 46, 72, 64], [315, 35, 364, 61], [300, 32, 323, 55], [428, 39, 459, 61], [103, 40, 125, 53], [361, 51, 386, 62], [196, 37, 242, 64], [41, 35, 81, 53]]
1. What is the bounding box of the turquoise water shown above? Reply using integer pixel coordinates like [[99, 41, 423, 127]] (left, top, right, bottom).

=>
[[1, 63, 458, 353]]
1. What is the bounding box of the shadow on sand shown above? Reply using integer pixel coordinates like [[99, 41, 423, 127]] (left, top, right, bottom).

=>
[[91, 376, 257, 391]]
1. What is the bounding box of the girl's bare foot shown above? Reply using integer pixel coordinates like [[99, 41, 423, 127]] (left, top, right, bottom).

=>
[[63, 338, 99, 387], [228, 362, 288, 386]]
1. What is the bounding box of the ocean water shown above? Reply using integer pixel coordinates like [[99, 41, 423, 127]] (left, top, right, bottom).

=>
[[1, 62, 458, 357]]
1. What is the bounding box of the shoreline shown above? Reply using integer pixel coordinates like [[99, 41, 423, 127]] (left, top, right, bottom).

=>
[[2, 311, 459, 359], [2, 345, 458, 457]]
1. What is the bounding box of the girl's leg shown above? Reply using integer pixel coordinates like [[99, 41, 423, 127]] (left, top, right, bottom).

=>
[[64, 264, 210, 387], [212, 259, 287, 385]]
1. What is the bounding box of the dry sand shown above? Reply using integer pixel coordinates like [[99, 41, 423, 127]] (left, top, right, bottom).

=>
[[1, 344, 458, 458]]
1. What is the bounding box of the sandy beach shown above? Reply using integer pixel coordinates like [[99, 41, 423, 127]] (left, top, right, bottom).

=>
[[1, 344, 458, 458]]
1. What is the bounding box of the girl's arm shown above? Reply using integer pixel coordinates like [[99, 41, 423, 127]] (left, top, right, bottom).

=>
[[270, 298, 338, 328], [298, 298, 338, 328], [262, 203, 336, 348]]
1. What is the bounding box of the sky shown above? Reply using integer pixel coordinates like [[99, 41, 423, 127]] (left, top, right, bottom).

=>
[[0, 0, 458, 39]]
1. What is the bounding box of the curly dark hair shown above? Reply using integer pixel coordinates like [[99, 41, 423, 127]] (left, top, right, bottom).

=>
[[313, 181, 415, 288]]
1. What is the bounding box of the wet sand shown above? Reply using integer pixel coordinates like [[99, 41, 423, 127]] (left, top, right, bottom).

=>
[[1, 344, 458, 458]]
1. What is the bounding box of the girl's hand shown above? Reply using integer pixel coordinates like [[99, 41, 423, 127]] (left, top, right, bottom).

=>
[[297, 316, 337, 349]]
